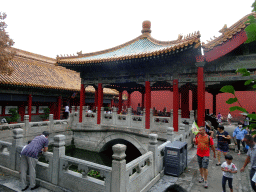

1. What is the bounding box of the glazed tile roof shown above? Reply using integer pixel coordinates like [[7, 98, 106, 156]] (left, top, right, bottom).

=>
[[57, 21, 201, 65], [0, 48, 118, 95], [202, 13, 256, 52]]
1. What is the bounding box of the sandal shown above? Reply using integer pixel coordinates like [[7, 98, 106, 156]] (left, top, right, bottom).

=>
[[216, 163, 221, 166]]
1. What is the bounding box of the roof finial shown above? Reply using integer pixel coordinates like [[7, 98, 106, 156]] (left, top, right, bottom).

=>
[[141, 20, 151, 34]]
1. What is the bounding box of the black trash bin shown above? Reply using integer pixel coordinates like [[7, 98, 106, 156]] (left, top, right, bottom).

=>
[[164, 141, 187, 176]]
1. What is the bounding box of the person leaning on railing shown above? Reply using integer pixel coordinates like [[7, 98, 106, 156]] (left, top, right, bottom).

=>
[[20, 131, 49, 191]]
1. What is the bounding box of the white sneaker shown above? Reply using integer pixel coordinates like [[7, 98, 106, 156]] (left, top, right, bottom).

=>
[[204, 181, 208, 188], [198, 177, 204, 183]]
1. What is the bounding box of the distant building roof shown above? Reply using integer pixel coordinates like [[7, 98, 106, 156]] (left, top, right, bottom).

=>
[[202, 13, 256, 52], [57, 20, 201, 65], [0, 48, 118, 95]]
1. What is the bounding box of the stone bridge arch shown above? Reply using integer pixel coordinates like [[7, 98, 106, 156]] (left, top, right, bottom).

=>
[[96, 132, 148, 155]]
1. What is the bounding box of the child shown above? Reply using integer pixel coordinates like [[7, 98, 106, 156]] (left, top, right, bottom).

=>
[[221, 154, 237, 192]]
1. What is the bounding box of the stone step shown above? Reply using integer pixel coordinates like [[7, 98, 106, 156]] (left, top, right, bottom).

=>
[[0, 171, 52, 192]]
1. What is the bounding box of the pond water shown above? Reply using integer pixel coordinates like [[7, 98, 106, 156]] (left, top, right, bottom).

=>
[[41, 141, 141, 167]]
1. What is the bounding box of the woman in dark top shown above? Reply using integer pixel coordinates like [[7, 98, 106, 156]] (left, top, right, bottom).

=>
[[216, 125, 231, 166]]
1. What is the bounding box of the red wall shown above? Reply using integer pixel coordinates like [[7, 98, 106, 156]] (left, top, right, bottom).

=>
[[130, 91, 256, 120]]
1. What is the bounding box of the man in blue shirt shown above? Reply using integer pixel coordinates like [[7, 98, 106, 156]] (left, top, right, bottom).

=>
[[20, 131, 49, 191], [241, 134, 256, 191], [233, 122, 248, 154]]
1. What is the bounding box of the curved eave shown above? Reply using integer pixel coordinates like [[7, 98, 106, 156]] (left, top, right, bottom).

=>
[[204, 30, 247, 62], [202, 13, 256, 52], [0, 81, 80, 92], [0, 81, 119, 96], [57, 38, 201, 65]]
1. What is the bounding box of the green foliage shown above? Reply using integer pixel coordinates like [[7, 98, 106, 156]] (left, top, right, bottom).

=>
[[220, 66, 256, 133], [236, 68, 250, 76], [245, 1, 256, 43], [6, 108, 19, 123], [39, 108, 50, 120], [220, 85, 235, 94], [226, 98, 238, 104], [229, 106, 247, 113]]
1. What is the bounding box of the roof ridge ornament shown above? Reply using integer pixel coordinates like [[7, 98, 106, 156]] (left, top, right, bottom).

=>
[[141, 20, 151, 34]]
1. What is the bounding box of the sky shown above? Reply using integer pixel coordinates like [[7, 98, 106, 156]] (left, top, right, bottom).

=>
[[2, 0, 255, 59]]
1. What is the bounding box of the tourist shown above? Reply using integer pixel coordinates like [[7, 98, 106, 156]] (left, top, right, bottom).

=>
[[20, 131, 49, 191], [227, 112, 232, 125], [221, 154, 237, 192], [164, 184, 187, 192], [216, 125, 231, 166], [137, 103, 141, 115], [64, 103, 69, 119], [205, 122, 214, 138], [233, 122, 248, 155], [193, 126, 216, 188], [217, 113, 223, 124], [244, 115, 250, 127], [240, 134, 256, 191]]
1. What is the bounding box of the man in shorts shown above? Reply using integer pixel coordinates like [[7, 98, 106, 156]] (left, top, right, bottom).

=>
[[240, 134, 256, 191], [193, 126, 216, 188]]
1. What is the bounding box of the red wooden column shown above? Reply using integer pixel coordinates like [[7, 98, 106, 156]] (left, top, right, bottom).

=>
[[97, 83, 103, 124], [94, 88, 98, 110], [79, 84, 85, 122], [19, 102, 25, 122], [57, 96, 62, 120], [173, 79, 179, 131], [118, 91, 122, 114], [181, 86, 189, 118], [145, 81, 151, 129], [28, 94, 32, 122], [110, 99, 113, 108], [196, 62, 205, 127], [141, 92, 145, 110]]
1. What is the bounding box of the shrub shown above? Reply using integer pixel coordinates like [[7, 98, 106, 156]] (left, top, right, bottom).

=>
[[6, 108, 19, 123]]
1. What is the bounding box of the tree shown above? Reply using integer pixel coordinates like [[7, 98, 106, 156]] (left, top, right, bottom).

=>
[[220, 1, 256, 133], [0, 12, 15, 75], [245, 1, 256, 43]]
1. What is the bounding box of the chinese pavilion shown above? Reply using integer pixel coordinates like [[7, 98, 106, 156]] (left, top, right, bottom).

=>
[[57, 20, 203, 131]]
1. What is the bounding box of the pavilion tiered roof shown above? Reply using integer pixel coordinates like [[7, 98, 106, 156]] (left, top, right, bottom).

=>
[[57, 21, 201, 65]]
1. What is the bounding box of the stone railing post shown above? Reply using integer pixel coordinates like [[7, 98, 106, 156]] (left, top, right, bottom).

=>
[[150, 108, 153, 130], [49, 114, 54, 133], [190, 110, 194, 124], [77, 106, 80, 121], [127, 108, 132, 127], [113, 107, 117, 125], [71, 106, 75, 113], [101, 107, 104, 125], [178, 109, 182, 125], [167, 127, 174, 142], [142, 108, 146, 125], [11, 128, 23, 170], [24, 115, 29, 138], [52, 135, 66, 185], [111, 144, 126, 192], [148, 134, 158, 177], [179, 124, 186, 142], [82, 106, 86, 123], [170, 109, 173, 126]]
